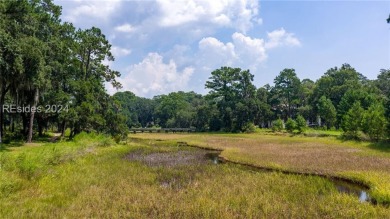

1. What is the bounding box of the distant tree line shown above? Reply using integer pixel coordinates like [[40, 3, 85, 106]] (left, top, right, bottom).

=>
[[0, 0, 388, 143], [0, 0, 126, 143], [114, 65, 389, 141]]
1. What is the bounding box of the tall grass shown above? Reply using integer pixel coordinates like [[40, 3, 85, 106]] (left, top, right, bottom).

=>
[[1, 133, 389, 218]]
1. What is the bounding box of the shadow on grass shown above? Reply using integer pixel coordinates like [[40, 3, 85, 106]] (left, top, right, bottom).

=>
[[367, 141, 390, 153], [0, 144, 10, 152], [0, 141, 24, 152], [337, 134, 390, 153]]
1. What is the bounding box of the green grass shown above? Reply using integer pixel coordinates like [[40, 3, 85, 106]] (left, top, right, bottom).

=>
[[132, 132, 390, 205], [0, 133, 389, 218]]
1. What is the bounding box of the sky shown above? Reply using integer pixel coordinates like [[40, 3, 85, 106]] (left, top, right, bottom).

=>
[[55, 0, 390, 98]]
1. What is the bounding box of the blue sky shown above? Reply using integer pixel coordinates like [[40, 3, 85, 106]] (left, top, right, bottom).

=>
[[55, 0, 390, 97]]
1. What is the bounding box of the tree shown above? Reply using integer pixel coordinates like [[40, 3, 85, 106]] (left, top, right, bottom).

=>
[[341, 102, 365, 139], [337, 89, 377, 126], [317, 96, 337, 129], [311, 64, 365, 126], [205, 67, 257, 132], [285, 118, 296, 133], [272, 119, 284, 132], [70, 27, 122, 137], [0, 29, 23, 143], [20, 37, 50, 143], [113, 91, 140, 128], [0, 0, 125, 142], [374, 69, 390, 136], [363, 104, 387, 141], [375, 69, 390, 96], [254, 87, 273, 127], [296, 115, 307, 133], [272, 68, 301, 119]]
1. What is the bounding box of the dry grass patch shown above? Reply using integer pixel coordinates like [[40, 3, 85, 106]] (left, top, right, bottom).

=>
[[131, 133, 390, 204]]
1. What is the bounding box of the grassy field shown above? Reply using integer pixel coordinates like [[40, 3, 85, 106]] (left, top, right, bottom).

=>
[[131, 130, 390, 205], [0, 131, 389, 218]]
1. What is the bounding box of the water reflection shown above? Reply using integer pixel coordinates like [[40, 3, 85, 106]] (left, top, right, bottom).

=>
[[333, 180, 370, 202], [205, 152, 221, 164]]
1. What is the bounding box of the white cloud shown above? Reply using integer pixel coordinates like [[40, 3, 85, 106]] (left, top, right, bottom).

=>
[[232, 32, 267, 64], [197, 32, 267, 72], [265, 28, 301, 49], [117, 53, 194, 97], [195, 29, 300, 78], [156, 0, 260, 33], [111, 46, 131, 57], [62, 0, 122, 23], [114, 23, 135, 33], [58, 1, 302, 97], [198, 37, 237, 67]]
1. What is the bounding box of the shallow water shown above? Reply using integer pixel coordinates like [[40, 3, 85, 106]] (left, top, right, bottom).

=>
[[332, 179, 370, 202]]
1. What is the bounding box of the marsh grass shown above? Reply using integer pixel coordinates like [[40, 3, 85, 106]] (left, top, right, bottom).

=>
[[1, 132, 389, 218], [133, 132, 390, 205]]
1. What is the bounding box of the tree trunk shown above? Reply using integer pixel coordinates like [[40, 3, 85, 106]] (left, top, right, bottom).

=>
[[10, 115, 14, 133], [38, 117, 43, 137], [0, 85, 9, 144], [27, 89, 39, 143], [60, 120, 66, 137]]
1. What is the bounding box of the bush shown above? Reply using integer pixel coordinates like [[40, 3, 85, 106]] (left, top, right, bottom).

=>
[[272, 119, 284, 132], [341, 102, 364, 139], [362, 104, 387, 141], [296, 115, 307, 133], [242, 122, 256, 133], [97, 136, 114, 147], [73, 132, 115, 147], [285, 118, 297, 133]]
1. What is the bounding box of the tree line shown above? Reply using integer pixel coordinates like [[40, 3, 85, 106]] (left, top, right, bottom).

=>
[[0, 0, 126, 143], [114, 65, 389, 141], [1, 0, 389, 143]]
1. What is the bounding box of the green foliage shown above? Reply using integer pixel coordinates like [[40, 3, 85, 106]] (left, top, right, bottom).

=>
[[153, 91, 201, 128], [272, 119, 284, 132], [255, 87, 274, 126], [313, 64, 364, 107], [285, 118, 297, 133], [363, 104, 387, 141], [317, 96, 337, 129], [271, 68, 302, 118], [0, 1, 388, 143], [205, 67, 257, 132], [375, 69, 390, 98], [296, 115, 307, 133], [337, 89, 378, 127], [242, 122, 256, 133], [341, 102, 365, 139], [0, 0, 125, 141]]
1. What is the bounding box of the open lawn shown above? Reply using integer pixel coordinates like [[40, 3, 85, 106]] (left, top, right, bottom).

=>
[[0, 132, 389, 218]]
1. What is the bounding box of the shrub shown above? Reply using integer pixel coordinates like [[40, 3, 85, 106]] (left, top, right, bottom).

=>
[[97, 136, 114, 147], [272, 119, 284, 132], [341, 102, 364, 139], [296, 115, 307, 133], [242, 122, 256, 133], [285, 118, 296, 133], [362, 104, 387, 141]]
